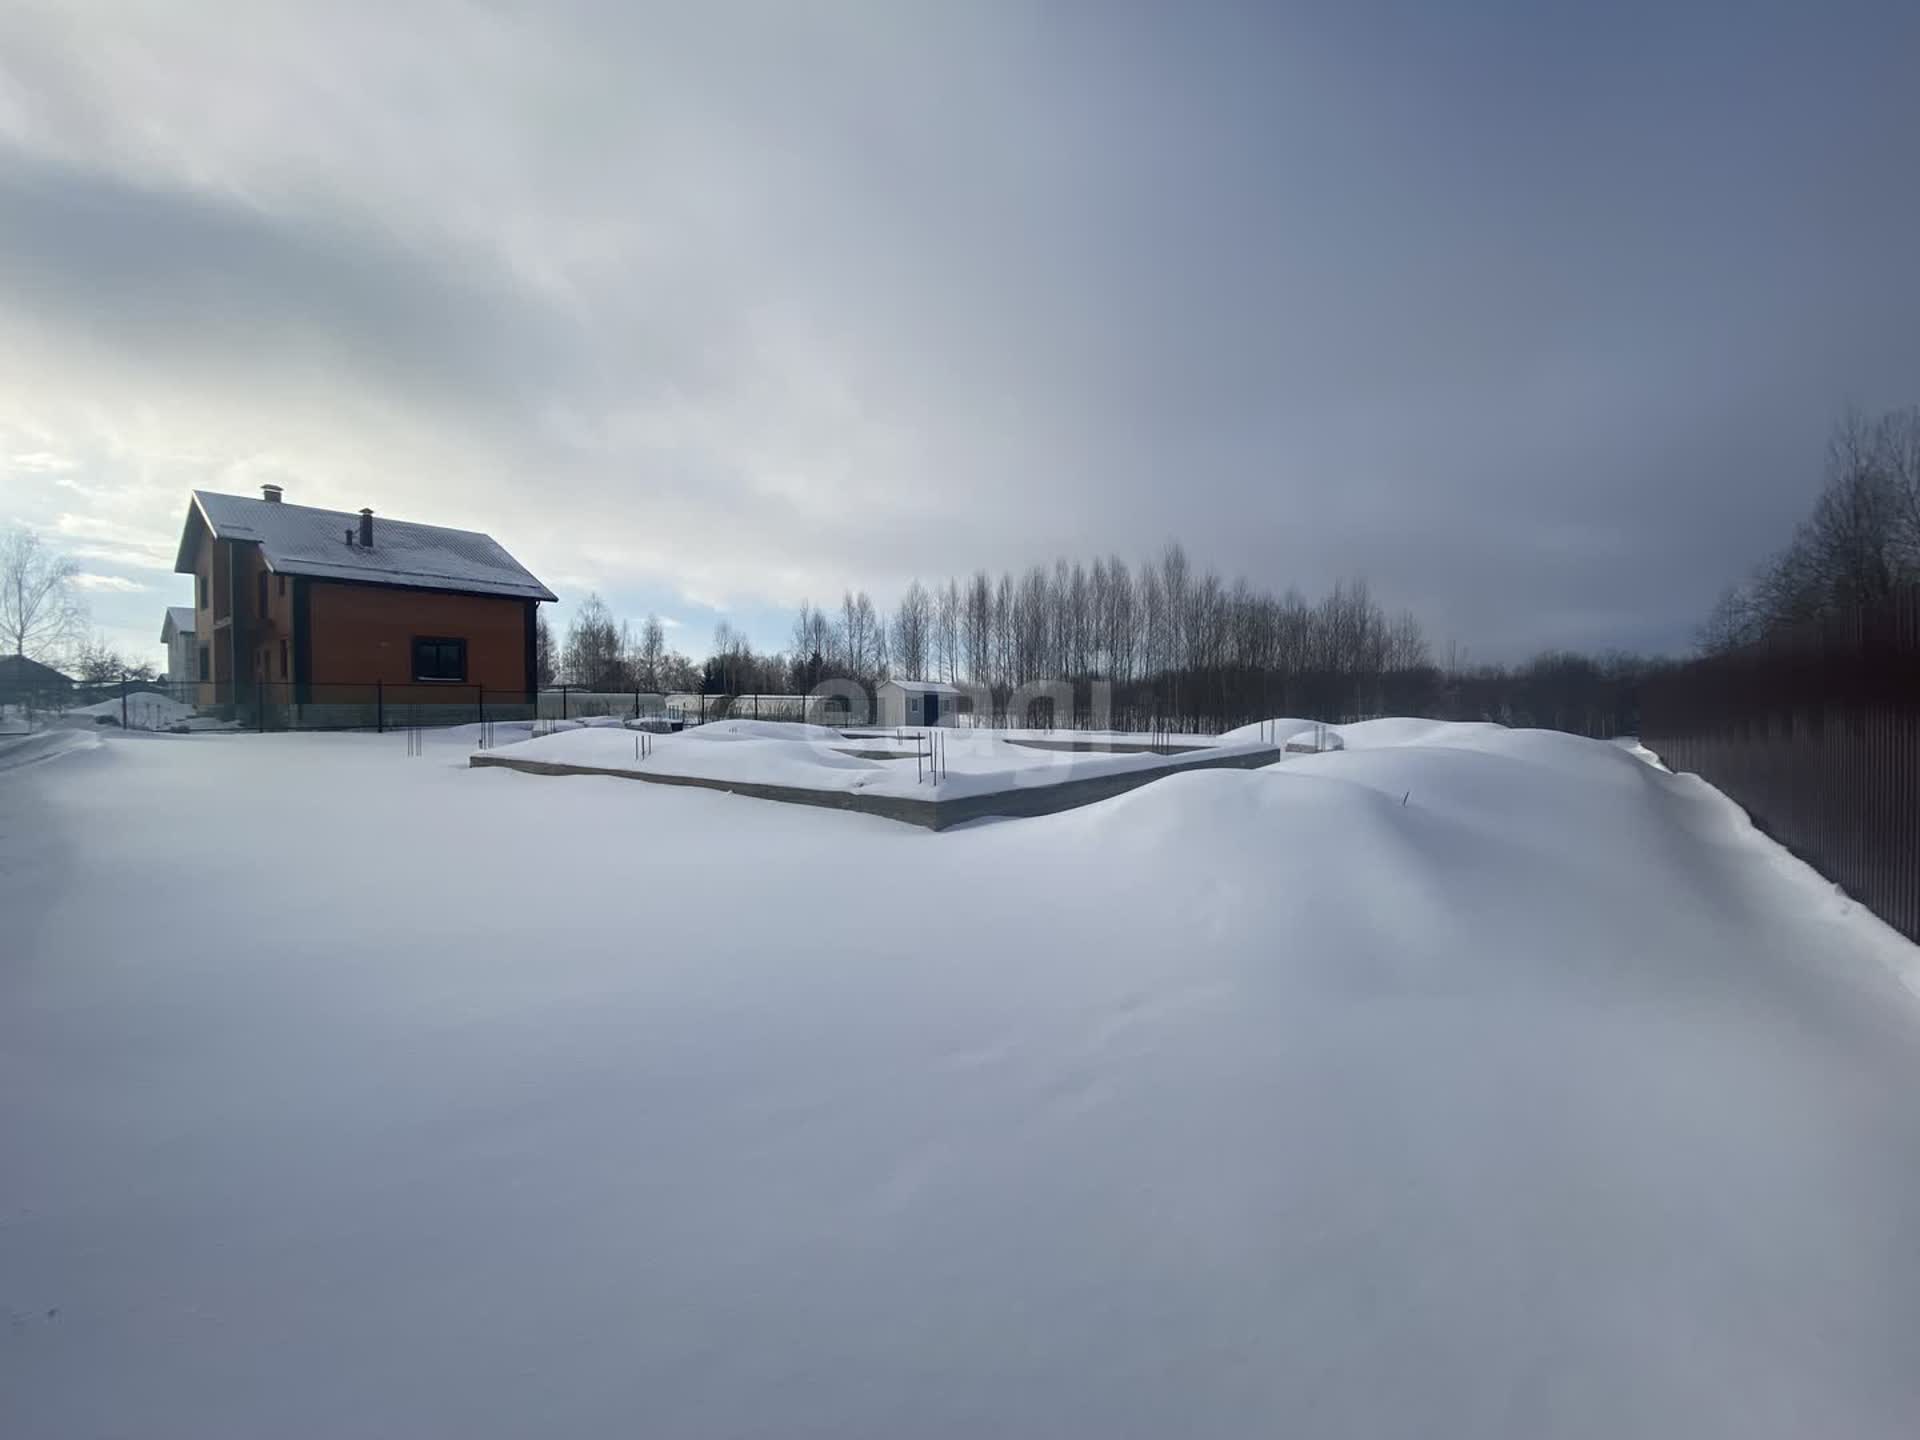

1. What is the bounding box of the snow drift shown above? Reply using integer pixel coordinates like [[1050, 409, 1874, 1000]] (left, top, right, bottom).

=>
[[4, 720, 1919, 1438], [70, 690, 198, 729]]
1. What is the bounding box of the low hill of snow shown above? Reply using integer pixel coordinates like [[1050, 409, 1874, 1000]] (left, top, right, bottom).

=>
[[3, 719, 1918, 1437], [70, 691, 198, 729]]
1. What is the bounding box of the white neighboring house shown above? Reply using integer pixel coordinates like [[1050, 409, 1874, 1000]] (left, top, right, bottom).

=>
[[161, 606, 197, 685], [875, 678, 961, 728]]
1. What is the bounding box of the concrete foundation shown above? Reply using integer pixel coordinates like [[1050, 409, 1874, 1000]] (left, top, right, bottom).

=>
[[469, 744, 1282, 829]]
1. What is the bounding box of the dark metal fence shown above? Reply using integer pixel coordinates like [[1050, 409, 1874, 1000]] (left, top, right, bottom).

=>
[[1641, 585, 1920, 944], [32, 680, 706, 732], [36, 679, 540, 733]]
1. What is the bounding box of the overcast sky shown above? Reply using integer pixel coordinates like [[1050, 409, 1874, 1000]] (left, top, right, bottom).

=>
[[4, 1, 1918, 668]]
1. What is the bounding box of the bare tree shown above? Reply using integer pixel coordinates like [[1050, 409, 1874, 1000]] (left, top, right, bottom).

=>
[[1881, 406, 1920, 571], [1695, 584, 1758, 655], [76, 637, 156, 685], [998, 573, 1019, 693], [935, 579, 961, 683], [0, 528, 87, 665], [1383, 608, 1431, 671], [1107, 555, 1136, 684], [535, 609, 558, 688], [1803, 410, 1904, 611], [890, 580, 932, 681], [1711, 408, 1920, 642], [1159, 542, 1190, 676], [636, 613, 667, 692], [1066, 560, 1091, 677], [964, 571, 993, 684], [839, 589, 882, 679], [1015, 565, 1049, 686], [709, 620, 738, 693], [562, 592, 625, 688]]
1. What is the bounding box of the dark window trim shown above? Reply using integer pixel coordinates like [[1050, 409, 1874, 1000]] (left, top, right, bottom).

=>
[[257, 569, 269, 618], [196, 573, 208, 608], [411, 635, 468, 683], [278, 639, 288, 679], [198, 645, 210, 682]]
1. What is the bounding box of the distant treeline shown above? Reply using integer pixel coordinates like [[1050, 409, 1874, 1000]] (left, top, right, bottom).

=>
[[553, 541, 1674, 737]]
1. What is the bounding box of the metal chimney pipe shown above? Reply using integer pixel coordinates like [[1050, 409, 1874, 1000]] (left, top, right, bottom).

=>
[[358, 508, 374, 547]]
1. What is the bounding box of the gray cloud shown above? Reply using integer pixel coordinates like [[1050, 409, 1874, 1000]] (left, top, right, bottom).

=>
[[0, 158, 591, 424], [3, 0, 1919, 662]]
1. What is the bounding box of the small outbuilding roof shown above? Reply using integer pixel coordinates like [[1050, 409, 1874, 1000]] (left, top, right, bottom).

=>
[[174, 490, 556, 602], [161, 606, 195, 641], [879, 679, 960, 693], [0, 653, 73, 688]]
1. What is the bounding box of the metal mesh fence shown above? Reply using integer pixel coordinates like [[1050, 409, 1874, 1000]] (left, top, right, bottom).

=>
[[1641, 586, 1920, 943]]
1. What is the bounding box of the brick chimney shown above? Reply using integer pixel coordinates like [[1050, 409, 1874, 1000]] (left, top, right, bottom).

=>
[[358, 508, 374, 547], [261, 483, 283, 503]]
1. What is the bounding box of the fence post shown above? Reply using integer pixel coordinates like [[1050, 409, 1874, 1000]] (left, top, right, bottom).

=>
[[377, 679, 384, 734], [562, 684, 569, 721], [121, 675, 129, 730], [477, 683, 484, 726]]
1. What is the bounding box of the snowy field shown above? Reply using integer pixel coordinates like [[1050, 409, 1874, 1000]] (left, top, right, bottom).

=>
[[5, 721, 1920, 1437]]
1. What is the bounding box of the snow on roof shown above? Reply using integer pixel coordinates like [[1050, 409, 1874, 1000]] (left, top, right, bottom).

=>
[[161, 606, 195, 641], [880, 679, 960, 693], [175, 491, 556, 602]]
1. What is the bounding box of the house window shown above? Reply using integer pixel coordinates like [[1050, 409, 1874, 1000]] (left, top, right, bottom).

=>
[[198, 645, 210, 682], [412, 637, 467, 682], [278, 640, 288, 679], [277, 575, 287, 599], [196, 573, 208, 608]]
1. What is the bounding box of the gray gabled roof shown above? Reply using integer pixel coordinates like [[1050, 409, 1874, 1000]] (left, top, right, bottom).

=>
[[175, 491, 556, 602], [880, 678, 960, 694], [161, 606, 195, 641], [0, 653, 72, 686]]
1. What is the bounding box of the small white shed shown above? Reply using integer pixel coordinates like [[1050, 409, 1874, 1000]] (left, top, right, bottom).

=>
[[875, 679, 961, 728]]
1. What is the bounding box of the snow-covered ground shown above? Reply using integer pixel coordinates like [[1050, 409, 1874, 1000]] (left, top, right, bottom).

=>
[[5, 722, 1920, 1438], [500, 716, 1275, 800], [58, 692, 235, 732]]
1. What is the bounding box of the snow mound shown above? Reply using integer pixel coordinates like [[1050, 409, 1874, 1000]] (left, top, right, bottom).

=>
[[513, 721, 885, 784], [687, 717, 850, 743], [6, 719, 1920, 1436], [1220, 716, 1325, 745], [1612, 735, 1672, 771], [71, 691, 197, 729], [1332, 716, 1512, 749]]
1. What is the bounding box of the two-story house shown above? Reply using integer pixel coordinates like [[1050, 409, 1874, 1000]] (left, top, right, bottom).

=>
[[175, 485, 556, 717]]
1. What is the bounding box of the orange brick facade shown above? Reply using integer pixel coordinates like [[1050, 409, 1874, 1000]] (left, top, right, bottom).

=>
[[185, 515, 538, 701], [304, 580, 532, 689]]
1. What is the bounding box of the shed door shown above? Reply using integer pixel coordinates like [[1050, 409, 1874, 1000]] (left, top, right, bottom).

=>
[[923, 692, 939, 725]]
